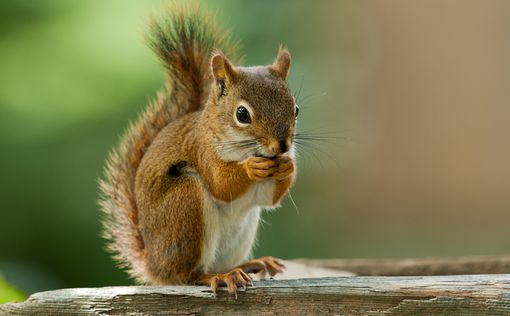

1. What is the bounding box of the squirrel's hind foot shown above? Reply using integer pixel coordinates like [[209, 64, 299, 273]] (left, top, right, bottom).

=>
[[236, 256, 286, 279], [200, 268, 253, 299]]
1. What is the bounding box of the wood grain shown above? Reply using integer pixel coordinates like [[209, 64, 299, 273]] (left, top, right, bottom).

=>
[[296, 255, 510, 276], [2, 274, 510, 315]]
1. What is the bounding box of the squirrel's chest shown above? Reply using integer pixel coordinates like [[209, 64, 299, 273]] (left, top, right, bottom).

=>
[[231, 179, 277, 210], [200, 180, 275, 273]]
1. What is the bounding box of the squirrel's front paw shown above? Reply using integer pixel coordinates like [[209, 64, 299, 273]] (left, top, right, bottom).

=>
[[243, 156, 278, 181], [274, 156, 294, 181]]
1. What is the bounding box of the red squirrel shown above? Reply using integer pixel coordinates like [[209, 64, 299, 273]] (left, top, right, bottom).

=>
[[99, 5, 298, 297]]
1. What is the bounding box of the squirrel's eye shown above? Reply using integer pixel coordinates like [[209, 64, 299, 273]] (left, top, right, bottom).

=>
[[295, 106, 300, 118], [236, 106, 252, 124]]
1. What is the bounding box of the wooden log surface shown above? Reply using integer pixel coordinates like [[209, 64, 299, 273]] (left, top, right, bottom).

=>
[[2, 274, 510, 315], [297, 255, 510, 276], [3, 257, 510, 315]]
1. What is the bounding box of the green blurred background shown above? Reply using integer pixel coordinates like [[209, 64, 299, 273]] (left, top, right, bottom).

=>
[[2, 0, 510, 296]]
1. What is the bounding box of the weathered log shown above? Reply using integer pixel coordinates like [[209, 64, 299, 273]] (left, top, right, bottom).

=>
[[2, 274, 510, 315], [296, 255, 510, 276]]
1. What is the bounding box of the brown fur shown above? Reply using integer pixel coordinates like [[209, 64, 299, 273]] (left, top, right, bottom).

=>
[[99, 5, 297, 285]]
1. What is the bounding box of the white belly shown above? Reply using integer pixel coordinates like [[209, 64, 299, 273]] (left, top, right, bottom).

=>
[[200, 180, 276, 273]]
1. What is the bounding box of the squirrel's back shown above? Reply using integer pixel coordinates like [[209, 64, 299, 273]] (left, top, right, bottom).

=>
[[98, 4, 238, 282]]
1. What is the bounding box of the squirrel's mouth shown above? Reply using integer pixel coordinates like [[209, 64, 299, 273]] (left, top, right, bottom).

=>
[[255, 152, 277, 159], [254, 151, 292, 160]]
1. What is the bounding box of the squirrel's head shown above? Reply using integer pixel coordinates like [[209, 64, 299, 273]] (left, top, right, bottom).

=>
[[208, 47, 298, 161]]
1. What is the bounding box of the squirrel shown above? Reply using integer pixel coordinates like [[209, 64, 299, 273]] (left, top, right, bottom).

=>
[[99, 5, 298, 297]]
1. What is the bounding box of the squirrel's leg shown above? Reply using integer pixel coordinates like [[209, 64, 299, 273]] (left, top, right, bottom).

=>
[[136, 168, 205, 284], [195, 268, 253, 298], [235, 256, 286, 279]]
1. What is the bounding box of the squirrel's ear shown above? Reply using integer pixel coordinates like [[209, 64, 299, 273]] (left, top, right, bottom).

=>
[[270, 47, 291, 80], [211, 52, 238, 83], [211, 52, 238, 98]]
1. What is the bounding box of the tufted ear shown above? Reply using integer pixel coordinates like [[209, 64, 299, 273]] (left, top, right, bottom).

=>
[[211, 51, 239, 90], [211, 51, 238, 98], [270, 46, 291, 80]]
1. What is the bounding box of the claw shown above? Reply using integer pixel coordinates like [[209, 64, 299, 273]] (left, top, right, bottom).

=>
[[201, 268, 254, 299], [236, 256, 286, 279], [210, 276, 219, 297], [227, 274, 237, 298]]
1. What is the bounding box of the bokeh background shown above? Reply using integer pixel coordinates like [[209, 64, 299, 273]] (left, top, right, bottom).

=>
[[2, 0, 510, 296]]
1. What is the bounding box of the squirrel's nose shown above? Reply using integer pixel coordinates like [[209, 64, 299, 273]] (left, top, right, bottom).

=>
[[279, 140, 288, 153], [268, 139, 289, 155]]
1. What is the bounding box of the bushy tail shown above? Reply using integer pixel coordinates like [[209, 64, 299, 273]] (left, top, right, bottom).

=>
[[98, 4, 238, 282], [148, 5, 239, 113]]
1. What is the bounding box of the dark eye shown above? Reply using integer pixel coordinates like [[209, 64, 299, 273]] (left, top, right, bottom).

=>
[[236, 106, 252, 124], [295, 106, 300, 118]]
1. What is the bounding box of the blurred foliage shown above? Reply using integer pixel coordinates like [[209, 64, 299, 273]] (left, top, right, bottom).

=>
[[0, 276, 25, 304], [0, 0, 355, 295]]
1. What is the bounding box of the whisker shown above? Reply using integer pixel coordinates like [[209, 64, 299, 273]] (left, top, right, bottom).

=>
[[292, 74, 305, 105], [296, 143, 318, 168], [296, 92, 326, 109], [293, 142, 313, 169], [217, 138, 261, 153], [287, 191, 299, 216], [295, 130, 348, 138], [218, 140, 258, 147], [237, 143, 261, 160], [294, 139, 341, 169], [259, 214, 270, 228]]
